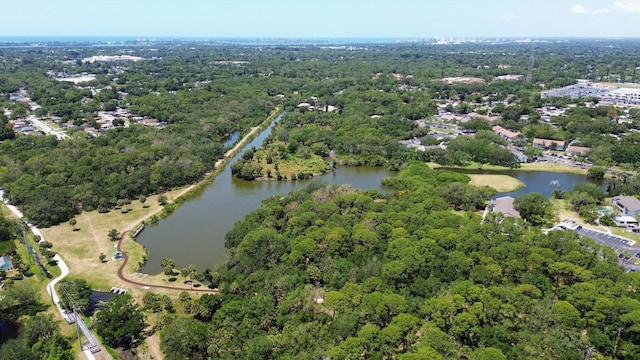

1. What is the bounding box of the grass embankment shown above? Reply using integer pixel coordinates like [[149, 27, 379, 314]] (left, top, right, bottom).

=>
[[467, 174, 524, 193], [427, 161, 588, 175]]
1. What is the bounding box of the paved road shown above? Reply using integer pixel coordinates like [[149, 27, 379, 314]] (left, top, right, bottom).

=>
[[1, 191, 98, 359], [27, 115, 68, 140]]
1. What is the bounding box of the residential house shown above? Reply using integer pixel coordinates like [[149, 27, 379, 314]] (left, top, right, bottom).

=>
[[491, 196, 521, 218], [566, 145, 591, 157], [533, 138, 566, 150], [492, 125, 521, 142], [612, 196, 640, 216]]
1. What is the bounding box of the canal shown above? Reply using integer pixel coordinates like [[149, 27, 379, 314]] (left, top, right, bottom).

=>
[[137, 116, 395, 274], [138, 117, 601, 274]]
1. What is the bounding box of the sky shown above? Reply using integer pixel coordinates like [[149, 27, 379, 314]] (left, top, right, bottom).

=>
[[0, 0, 639, 39]]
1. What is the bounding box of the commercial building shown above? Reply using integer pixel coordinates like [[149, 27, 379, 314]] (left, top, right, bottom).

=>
[[612, 196, 640, 217]]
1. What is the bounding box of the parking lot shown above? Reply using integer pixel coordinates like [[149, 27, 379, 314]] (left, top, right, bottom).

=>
[[573, 226, 640, 272]]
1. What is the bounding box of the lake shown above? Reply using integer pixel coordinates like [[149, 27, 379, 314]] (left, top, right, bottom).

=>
[[137, 119, 601, 274], [137, 116, 394, 274]]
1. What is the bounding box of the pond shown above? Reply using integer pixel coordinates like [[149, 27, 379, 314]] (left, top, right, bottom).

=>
[[436, 167, 605, 199], [222, 131, 240, 149]]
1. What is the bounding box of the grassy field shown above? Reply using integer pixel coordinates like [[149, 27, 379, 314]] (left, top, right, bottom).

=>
[[427, 161, 588, 175], [256, 153, 330, 180], [467, 174, 524, 192], [39, 188, 200, 297]]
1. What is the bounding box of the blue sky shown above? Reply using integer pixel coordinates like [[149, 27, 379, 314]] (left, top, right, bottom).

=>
[[0, 0, 639, 38]]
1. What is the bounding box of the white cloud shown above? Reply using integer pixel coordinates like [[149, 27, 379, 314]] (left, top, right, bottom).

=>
[[571, 4, 588, 14], [591, 7, 610, 14], [614, 0, 640, 13]]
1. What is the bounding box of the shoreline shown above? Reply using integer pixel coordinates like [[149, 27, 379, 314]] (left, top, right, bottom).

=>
[[38, 108, 282, 291], [119, 108, 283, 275], [427, 161, 590, 175]]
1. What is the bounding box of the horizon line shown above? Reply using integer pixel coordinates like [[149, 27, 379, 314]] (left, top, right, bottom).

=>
[[2, 35, 640, 40]]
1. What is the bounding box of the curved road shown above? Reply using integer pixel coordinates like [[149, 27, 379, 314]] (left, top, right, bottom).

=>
[[1, 193, 97, 360], [116, 231, 219, 293], [112, 121, 276, 294]]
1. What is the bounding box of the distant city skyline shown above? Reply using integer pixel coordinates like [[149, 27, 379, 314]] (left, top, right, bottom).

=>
[[1, 0, 639, 39]]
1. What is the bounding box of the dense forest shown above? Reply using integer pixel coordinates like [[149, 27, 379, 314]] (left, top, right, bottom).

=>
[[1, 40, 640, 225], [1, 39, 640, 358], [156, 162, 640, 359]]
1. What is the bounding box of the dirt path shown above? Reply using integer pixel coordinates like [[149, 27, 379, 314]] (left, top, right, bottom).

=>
[[83, 212, 104, 251]]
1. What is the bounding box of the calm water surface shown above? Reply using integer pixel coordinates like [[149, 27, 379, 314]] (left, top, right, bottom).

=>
[[437, 167, 604, 199], [137, 116, 394, 274], [138, 118, 601, 273]]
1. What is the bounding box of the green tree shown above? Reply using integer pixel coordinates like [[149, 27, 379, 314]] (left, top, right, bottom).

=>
[[139, 195, 147, 208], [23, 313, 59, 347], [180, 264, 197, 283], [587, 166, 606, 180], [108, 228, 120, 241], [58, 279, 92, 314], [158, 195, 168, 205], [514, 192, 552, 225], [160, 257, 176, 276], [469, 347, 507, 360], [99, 253, 107, 263], [159, 316, 211, 360], [95, 294, 145, 349], [69, 218, 77, 231]]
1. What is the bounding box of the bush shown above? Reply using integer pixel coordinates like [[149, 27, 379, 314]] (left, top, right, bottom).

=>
[[587, 166, 606, 180], [600, 216, 615, 227]]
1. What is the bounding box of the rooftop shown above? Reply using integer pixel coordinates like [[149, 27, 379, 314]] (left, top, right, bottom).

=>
[[492, 196, 521, 218], [613, 196, 640, 212]]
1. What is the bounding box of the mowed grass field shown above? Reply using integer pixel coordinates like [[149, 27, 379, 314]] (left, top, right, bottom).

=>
[[467, 174, 524, 192], [39, 187, 197, 298], [428, 161, 588, 175]]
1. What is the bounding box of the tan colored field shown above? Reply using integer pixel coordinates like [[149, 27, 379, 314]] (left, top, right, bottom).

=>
[[467, 174, 524, 192], [39, 189, 196, 295], [551, 199, 587, 225], [520, 162, 587, 175], [428, 161, 588, 175]]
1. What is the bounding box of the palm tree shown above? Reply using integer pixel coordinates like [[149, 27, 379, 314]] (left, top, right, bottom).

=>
[[160, 257, 175, 276]]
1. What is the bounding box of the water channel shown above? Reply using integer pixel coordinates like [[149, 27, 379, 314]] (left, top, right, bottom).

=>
[[137, 115, 395, 274], [137, 116, 601, 274]]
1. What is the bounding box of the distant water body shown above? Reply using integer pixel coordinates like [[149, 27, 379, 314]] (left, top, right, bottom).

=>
[[0, 36, 429, 46]]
